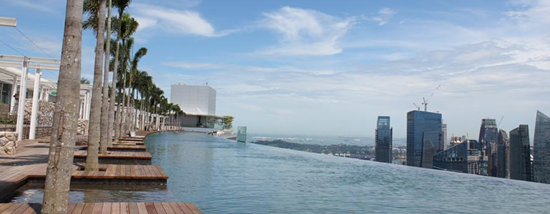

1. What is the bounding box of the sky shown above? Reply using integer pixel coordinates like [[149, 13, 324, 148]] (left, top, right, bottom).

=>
[[0, 0, 549, 138]]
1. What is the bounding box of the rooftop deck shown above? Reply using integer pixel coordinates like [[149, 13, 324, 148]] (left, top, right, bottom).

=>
[[0, 202, 202, 214], [80, 145, 148, 152], [73, 151, 152, 165]]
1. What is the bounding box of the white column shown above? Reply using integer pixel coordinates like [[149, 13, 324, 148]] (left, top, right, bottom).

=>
[[155, 114, 159, 130], [44, 89, 49, 102], [29, 68, 42, 139], [9, 76, 18, 113], [39, 87, 43, 100], [16, 58, 29, 141], [84, 90, 91, 120]]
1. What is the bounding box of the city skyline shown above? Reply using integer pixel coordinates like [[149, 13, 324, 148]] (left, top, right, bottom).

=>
[[0, 0, 548, 137]]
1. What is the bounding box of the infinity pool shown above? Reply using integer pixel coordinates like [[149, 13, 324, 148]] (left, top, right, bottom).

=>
[[12, 132, 550, 213]]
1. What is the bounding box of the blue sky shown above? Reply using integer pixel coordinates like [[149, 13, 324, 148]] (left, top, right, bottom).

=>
[[0, 0, 549, 138]]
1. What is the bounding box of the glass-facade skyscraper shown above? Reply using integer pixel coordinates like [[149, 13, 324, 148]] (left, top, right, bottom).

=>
[[533, 111, 550, 184], [375, 116, 392, 163], [496, 129, 508, 178], [509, 125, 532, 181], [479, 119, 498, 176], [407, 110, 443, 168]]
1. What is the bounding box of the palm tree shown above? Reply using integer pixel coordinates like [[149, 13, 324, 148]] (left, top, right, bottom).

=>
[[123, 47, 147, 133], [131, 70, 147, 130], [42, 0, 83, 212], [100, 0, 113, 154], [111, 14, 138, 140], [83, 0, 107, 171], [108, 0, 133, 145]]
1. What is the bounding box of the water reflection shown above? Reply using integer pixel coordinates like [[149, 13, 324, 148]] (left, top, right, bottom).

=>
[[12, 184, 173, 203]]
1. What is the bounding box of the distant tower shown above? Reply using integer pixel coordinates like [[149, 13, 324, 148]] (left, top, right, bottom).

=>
[[442, 124, 448, 150], [509, 125, 533, 181], [375, 116, 392, 163], [533, 111, 550, 184], [407, 110, 443, 168], [479, 119, 498, 176], [496, 129, 509, 178]]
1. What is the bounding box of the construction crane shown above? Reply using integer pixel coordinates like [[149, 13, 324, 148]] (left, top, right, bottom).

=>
[[413, 103, 421, 111], [415, 85, 441, 111], [497, 116, 505, 128]]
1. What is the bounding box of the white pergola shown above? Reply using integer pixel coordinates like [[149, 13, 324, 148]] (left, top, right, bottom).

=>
[[0, 55, 60, 140]]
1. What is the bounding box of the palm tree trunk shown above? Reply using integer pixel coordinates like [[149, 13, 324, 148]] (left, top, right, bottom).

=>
[[118, 71, 127, 137], [42, 0, 83, 212], [108, 33, 120, 145], [100, 0, 112, 154], [140, 97, 145, 130], [85, 0, 106, 171], [114, 84, 122, 139], [124, 73, 132, 133]]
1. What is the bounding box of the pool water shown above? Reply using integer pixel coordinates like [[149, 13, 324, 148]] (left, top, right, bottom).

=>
[[12, 132, 550, 213]]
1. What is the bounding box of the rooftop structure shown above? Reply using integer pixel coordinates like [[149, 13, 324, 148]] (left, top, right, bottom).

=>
[[509, 125, 533, 181], [375, 116, 392, 163], [533, 111, 550, 183], [407, 110, 444, 168], [433, 139, 483, 174], [479, 118, 498, 177], [170, 83, 216, 116], [170, 83, 221, 132]]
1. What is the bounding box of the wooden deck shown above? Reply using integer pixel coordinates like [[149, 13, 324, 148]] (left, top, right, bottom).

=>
[[26, 165, 168, 181], [0, 202, 202, 214], [117, 141, 145, 146], [73, 151, 152, 165], [80, 145, 147, 152], [118, 137, 145, 142], [0, 164, 46, 202], [1, 164, 168, 201]]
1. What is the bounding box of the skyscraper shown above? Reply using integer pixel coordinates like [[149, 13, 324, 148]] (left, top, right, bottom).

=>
[[433, 139, 483, 174], [442, 124, 448, 150], [407, 110, 443, 168], [496, 129, 508, 178], [375, 116, 392, 163], [479, 119, 498, 177], [509, 125, 532, 181], [533, 111, 550, 184]]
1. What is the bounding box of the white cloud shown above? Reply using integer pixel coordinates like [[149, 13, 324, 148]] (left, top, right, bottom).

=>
[[131, 3, 232, 37], [257, 6, 356, 56], [4, 0, 65, 14], [134, 0, 202, 9], [363, 7, 397, 26], [159, 40, 549, 136], [163, 62, 222, 69]]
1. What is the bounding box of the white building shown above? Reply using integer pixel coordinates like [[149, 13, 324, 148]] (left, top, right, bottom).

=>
[[170, 83, 219, 131], [170, 83, 216, 115]]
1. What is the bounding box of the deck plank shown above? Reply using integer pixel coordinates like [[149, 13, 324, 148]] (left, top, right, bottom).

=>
[[185, 203, 202, 214], [66, 203, 77, 214], [153, 203, 167, 214], [91, 203, 103, 214], [81, 203, 95, 214], [101, 203, 111, 214], [136, 203, 148, 214], [176, 204, 193, 214], [128, 203, 139, 214], [0, 203, 200, 214], [71, 203, 85, 214], [10, 203, 30, 214], [120, 202, 129, 214], [144, 203, 157, 214], [160, 203, 175, 214], [110, 203, 120, 214]]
